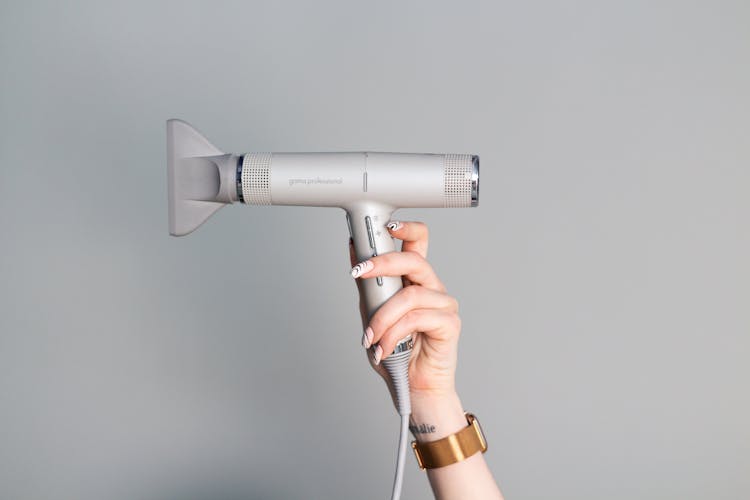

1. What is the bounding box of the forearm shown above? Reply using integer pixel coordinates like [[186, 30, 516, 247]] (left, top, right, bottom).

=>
[[410, 392, 504, 500]]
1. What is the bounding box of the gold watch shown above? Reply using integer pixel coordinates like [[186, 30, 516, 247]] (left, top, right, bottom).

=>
[[411, 412, 488, 470]]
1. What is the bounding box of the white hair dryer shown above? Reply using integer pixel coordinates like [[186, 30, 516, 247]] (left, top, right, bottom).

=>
[[167, 119, 479, 499]]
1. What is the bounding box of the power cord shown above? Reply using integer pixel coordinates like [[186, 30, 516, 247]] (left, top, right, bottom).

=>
[[381, 348, 412, 500]]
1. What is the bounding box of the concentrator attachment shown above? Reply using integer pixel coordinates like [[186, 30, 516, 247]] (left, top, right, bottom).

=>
[[167, 119, 241, 235]]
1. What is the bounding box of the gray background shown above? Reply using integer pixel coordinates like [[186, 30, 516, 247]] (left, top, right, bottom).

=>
[[1, 1, 748, 499]]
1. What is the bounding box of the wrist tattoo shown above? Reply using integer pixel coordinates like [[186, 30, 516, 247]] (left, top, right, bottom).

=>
[[409, 423, 436, 435]]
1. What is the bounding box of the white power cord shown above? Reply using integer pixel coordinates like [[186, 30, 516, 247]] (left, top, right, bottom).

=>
[[381, 348, 412, 500], [390, 414, 410, 499]]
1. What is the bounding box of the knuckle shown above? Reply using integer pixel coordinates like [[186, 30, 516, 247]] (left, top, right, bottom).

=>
[[403, 309, 424, 329], [412, 221, 428, 237], [448, 296, 459, 312], [403, 249, 425, 263], [451, 313, 462, 332], [401, 284, 421, 302], [411, 250, 428, 264], [370, 253, 388, 266], [406, 251, 432, 275], [381, 252, 396, 265], [368, 313, 384, 335], [369, 254, 385, 268]]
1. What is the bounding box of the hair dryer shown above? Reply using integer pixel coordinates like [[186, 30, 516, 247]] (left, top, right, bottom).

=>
[[167, 119, 479, 499]]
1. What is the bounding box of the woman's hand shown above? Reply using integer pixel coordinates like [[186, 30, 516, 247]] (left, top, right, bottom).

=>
[[348, 220, 463, 412], [349, 222, 505, 499]]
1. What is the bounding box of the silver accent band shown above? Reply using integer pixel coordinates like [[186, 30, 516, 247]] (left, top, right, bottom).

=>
[[471, 155, 479, 207], [236, 155, 245, 203]]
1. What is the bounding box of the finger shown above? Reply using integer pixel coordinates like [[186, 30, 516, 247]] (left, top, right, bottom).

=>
[[374, 309, 461, 363], [365, 286, 458, 348], [366, 347, 389, 377], [350, 251, 445, 292], [386, 220, 429, 258], [348, 238, 369, 323]]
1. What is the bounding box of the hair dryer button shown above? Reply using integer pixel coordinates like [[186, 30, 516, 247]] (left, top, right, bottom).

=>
[[346, 212, 354, 239], [365, 216, 376, 249]]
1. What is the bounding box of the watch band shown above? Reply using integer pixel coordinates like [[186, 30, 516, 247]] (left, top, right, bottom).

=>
[[411, 412, 488, 470]]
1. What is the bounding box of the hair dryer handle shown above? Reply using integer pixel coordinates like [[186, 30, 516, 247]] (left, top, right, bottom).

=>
[[346, 205, 408, 341]]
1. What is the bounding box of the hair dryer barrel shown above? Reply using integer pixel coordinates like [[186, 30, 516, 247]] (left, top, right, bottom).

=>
[[167, 119, 479, 236], [239, 152, 479, 210]]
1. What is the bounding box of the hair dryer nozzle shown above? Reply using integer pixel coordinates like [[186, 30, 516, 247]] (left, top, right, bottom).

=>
[[167, 119, 238, 236]]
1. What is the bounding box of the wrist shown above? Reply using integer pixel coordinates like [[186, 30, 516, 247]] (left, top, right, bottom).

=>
[[409, 390, 467, 442]]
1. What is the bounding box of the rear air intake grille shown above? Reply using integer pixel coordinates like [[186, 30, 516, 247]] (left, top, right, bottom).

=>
[[444, 154, 473, 207], [242, 153, 272, 205]]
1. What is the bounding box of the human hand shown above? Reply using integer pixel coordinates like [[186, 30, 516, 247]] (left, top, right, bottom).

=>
[[350, 224, 503, 496], [349, 221, 466, 432]]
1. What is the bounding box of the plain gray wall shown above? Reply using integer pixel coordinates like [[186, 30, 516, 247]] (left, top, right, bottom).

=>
[[1, 1, 748, 499]]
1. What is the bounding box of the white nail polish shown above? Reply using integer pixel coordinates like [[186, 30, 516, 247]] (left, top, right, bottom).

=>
[[373, 344, 383, 365], [350, 260, 374, 278], [386, 221, 402, 231], [362, 327, 374, 348]]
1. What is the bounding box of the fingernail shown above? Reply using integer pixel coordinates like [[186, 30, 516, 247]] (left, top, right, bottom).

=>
[[386, 220, 402, 231], [372, 344, 383, 365], [362, 326, 374, 348], [350, 260, 374, 278]]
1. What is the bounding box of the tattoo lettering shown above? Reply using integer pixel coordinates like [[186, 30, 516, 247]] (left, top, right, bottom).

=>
[[410, 423, 436, 434]]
